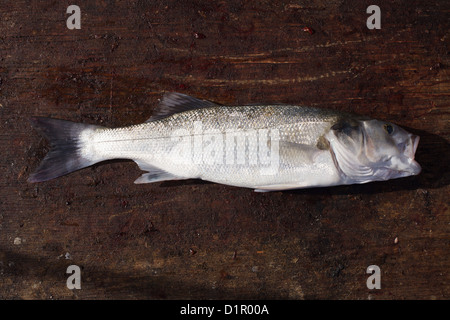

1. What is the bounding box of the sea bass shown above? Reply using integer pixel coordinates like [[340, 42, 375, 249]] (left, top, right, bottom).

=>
[[28, 92, 421, 191]]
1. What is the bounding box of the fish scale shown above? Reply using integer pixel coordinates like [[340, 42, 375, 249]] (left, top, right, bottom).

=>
[[85, 105, 340, 189], [28, 92, 421, 191]]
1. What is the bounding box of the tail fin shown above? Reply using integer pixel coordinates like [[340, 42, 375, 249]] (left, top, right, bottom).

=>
[[28, 117, 104, 183]]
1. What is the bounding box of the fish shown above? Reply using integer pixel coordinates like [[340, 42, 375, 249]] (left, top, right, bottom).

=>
[[28, 92, 421, 191]]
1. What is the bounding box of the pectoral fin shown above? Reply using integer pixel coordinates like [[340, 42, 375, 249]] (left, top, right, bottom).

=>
[[278, 141, 324, 165]]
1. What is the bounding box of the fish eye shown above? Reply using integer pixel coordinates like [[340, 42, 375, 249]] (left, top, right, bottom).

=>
[[384, 124, 394, 135]]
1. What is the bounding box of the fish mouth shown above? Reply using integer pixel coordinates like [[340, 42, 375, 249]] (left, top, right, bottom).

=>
[[382, 135, 421, 179], [410, 159, 422, 175], [411, 135, 420, 159], [391, 134, 422, 178], [407, 135, 421, 175], [380, 159, 421, 180], [400, 158, 422, 176], [404, 134, 420, 160], [402, 134, 421, 176]]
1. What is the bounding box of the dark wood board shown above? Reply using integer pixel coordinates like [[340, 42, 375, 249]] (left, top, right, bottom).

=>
[[0, 0, 448, 300]]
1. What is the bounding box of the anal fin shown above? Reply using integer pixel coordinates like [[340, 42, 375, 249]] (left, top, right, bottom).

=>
[[133, 160, 184, 184], [134, 170, 183, 184]]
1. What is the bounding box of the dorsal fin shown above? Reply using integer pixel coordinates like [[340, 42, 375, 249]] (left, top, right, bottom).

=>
[[146, 92, 220, 122]]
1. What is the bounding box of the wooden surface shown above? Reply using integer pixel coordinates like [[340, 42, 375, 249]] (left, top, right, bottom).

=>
[[0, 0, 449, 299]]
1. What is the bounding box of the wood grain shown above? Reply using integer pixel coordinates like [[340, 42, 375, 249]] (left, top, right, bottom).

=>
[[0, 0, 448, 299]]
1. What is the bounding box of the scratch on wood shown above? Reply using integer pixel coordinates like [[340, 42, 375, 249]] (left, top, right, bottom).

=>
[[168, 70, 352, 86]]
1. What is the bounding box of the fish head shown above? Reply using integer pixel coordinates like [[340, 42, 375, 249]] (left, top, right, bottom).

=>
[[327, 118, 421, 183]]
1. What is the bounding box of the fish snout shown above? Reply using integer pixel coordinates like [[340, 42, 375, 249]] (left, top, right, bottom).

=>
[[402, 134, 420, 160], [405, 135, 421, 175], [409, 158, 422, 175], [402, 134, 421, 176], [388, 134, 421, 178]]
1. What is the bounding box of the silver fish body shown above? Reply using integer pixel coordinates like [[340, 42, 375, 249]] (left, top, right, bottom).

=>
[[29, 92, 421, 191]]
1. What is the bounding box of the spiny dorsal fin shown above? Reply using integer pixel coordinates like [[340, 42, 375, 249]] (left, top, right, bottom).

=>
[[146, 92, 220, 122]]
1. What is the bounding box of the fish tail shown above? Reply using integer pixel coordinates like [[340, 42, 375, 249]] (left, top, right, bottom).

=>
[[28, 117, 104, 183]]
